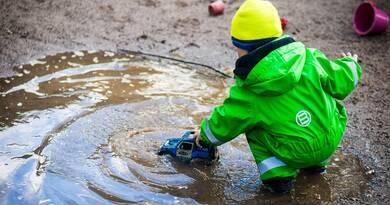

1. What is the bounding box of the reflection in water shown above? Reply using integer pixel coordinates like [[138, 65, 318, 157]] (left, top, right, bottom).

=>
[[0, 51, 368, 204]]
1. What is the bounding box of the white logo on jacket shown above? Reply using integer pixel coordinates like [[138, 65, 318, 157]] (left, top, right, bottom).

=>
[[296, 110, 311, 127]]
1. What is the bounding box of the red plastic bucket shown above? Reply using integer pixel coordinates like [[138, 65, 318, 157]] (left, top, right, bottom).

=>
[[353, 1, 389, 35], [209, 1, 225, 16]]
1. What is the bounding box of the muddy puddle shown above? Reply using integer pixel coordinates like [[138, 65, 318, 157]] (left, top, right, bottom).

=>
[[0, 51, 369, 204]]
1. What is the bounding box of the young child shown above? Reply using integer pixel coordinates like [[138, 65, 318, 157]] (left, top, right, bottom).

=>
[[194, 0, 362, 193]]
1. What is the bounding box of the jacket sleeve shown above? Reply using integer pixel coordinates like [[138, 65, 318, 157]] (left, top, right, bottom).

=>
[[314, 50, 362, 100], [199, 85, 256, 146]]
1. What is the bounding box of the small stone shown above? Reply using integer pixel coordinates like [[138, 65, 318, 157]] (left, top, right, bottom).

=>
[[23, 69, 31, 74], [74, 51, 84, 57], [104, 51, 115, 57], [17, 102, 23, 107], [29, 60, 46, 66], [366, 170, 375, 175]]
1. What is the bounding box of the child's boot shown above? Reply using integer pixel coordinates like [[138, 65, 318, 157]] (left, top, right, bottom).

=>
[[262, 177, 294, 193], [301, 165, 326, 175]]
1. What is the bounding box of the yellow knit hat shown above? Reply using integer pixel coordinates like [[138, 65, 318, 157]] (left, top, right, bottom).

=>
[[231, 0, 283, 41]]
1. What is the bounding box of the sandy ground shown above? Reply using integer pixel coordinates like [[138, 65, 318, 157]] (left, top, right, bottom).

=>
[[0, 0, 389, 204]]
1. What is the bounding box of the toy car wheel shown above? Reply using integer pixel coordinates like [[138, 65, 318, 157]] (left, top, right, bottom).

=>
[[215, 152, 220, 161], [157, 149, 164, 155], [211, 147, 219, 161]]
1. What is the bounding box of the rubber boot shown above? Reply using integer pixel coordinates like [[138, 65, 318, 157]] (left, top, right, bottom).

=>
[[262, 177, 294, 193], [301, 165, 326, 175]]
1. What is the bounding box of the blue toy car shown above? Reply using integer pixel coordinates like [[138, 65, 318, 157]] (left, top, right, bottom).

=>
[[158, 131, 219, 163]]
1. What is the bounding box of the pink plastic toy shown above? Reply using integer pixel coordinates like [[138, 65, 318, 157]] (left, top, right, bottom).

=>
[[353, 1, 389, 35], [209, 1, 225, 16]]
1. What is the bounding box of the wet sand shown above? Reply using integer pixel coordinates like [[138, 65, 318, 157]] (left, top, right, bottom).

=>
[[0, 0, 389, 204]]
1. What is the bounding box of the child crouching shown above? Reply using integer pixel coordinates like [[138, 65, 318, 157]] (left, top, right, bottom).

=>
[[194, 0, 362, 193]]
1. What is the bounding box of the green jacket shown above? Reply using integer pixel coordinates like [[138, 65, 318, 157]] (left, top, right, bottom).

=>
[[200, 36, 362, 152]]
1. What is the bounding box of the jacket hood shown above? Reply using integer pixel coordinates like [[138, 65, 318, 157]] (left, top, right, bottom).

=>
[[234, 36, 306, 96]]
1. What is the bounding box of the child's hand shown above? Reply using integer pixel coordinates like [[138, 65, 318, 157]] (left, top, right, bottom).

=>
[[194, 129, 202, 147], [341, 52, 358, 62]]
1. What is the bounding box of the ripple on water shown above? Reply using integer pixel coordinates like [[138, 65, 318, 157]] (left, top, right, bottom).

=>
[[0, 51, 369, 204]]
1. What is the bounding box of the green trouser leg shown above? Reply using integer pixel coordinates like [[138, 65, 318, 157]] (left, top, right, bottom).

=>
[[247, 126, 343, 181], [247, 136, 298, 181], [246, 110, 345, 181]]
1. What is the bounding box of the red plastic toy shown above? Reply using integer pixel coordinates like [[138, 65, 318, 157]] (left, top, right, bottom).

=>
[[281, 17, 288, 30]]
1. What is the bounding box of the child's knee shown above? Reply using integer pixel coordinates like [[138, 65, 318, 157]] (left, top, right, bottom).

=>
[[257, 156, 298, 180]]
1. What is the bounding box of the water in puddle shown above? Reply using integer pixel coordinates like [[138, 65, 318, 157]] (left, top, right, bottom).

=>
[[0, 51, 369, 204]]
